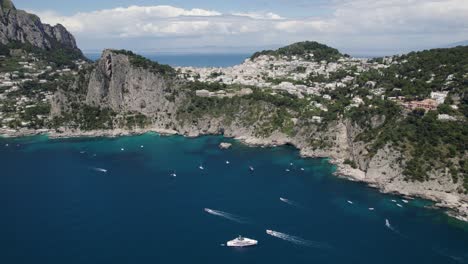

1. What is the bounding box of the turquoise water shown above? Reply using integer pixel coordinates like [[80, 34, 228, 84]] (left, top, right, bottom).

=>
[[0, 134, 467, 264], [85, 53, 251, 67]]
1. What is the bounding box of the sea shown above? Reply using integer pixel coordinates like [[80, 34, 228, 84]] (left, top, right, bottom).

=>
[[85, 52, 251, 68], [0, 134, 467, 264]]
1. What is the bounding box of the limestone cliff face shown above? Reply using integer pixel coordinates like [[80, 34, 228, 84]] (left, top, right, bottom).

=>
[[86, 50, 180, 116], [0, 0, 80, 52]]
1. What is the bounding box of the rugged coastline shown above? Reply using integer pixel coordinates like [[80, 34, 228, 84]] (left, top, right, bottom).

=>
[[2, 126, 467, 223], [0, 1, 466, 225]]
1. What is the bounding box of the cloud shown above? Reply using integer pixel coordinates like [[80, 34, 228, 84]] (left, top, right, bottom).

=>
[[30, 0, 468, 54]]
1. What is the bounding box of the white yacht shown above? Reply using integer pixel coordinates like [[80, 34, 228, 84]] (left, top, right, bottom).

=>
[[227, 236, 258, 247]]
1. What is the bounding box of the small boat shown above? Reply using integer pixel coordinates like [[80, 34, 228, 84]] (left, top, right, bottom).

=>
[[5, 144, 9, 147], [266, 230, 274, 235], [95, 168, 107, 173], [391, 200, 397, 203], [347, 200, 354, 205], [290, 163, 293, 166], [226, 161, 230, 164], [300, 168, 305, 171], [199, 165, 204, 170], [227, 236, 258, 247], [121, 148, 125, 151], [402, 199, 409, 204], [396, 204, 403, 208], [369, 208, 375, 211], [249, 166, 254, 171], [285, 169, 290, 172], [385, 219, 391, 228], [170, 172, 177, 177], [140, 145, 144, 148]]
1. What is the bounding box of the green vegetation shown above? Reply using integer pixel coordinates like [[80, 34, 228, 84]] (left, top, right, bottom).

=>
[[112, 50, 175, 76], [124, 113, 150, 129], [0, 0, 16, 10], [348, 47, 468, 188], [344, 159, 357, 169], [251, 41, 343, 62], [0, 41, 84, 67]]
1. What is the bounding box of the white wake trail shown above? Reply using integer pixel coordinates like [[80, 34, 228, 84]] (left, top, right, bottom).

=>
[[266, 230, 331, 249], [280, 197, 303, 208], [385, 219, 406, 238], [204, 208, 248, 224], [93, 167, 108, 173]]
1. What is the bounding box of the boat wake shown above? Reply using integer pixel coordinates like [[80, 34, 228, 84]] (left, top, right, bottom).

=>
[[93, 167, 108, 173], [266, 230, 331, 249], [204, 208, 248, 224], [385, 219, 406, 238], [280, 197, 303, 208]]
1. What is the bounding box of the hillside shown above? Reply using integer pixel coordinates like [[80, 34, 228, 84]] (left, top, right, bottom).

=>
[[251, 41, 344, 62], [0, 0, 84, 65]]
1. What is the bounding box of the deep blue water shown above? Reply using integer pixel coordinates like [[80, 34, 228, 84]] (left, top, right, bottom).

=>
[[85, 53, 250, 67], [0, 134, 467, 264]]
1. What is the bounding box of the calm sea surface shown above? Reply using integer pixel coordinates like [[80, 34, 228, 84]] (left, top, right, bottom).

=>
[[85, 53, 250, 67], [0, 134, 467, 264]]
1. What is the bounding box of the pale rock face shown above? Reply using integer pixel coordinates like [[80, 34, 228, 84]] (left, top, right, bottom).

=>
[[0, 1, 79, 51], [86, 50, 179, 115]]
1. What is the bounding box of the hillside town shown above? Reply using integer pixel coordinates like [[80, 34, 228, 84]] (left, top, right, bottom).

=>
[[178, 54, 389, 98], [0, 53, 87, 129], [178, 54, 459, 121]]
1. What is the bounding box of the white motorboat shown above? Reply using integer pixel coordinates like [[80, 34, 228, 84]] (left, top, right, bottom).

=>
[[227, 236, 258, 247]]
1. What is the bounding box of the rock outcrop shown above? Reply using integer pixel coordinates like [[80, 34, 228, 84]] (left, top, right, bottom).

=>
[[85, 50, 180, 115], [0, 0, 81, 52]]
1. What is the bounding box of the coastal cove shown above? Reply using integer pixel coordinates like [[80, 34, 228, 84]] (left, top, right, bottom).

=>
[[0, 133, 467, 264], [1, 127, 468, 223]]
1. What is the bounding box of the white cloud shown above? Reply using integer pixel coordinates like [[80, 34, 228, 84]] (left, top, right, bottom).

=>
[[30, 1, 468, 54]]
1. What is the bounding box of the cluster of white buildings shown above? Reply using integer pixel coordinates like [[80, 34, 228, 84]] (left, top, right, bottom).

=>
[[178, 54, 392, 98], [0, 54, 86, 129]]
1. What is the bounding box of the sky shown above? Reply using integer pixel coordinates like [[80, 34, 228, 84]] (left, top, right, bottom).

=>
[[13, 0, 468, 56]]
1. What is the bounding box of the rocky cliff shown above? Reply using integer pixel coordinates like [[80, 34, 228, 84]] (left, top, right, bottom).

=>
[[85, 50, 180, 115], [0, 0, 80, 52]]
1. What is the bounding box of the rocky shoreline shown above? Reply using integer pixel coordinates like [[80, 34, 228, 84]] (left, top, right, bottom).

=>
[[1, 127, 467, 223]]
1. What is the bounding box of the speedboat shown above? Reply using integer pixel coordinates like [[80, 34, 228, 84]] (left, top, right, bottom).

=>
[[95, 168, 107, 173], [266, 230, 274, 235], [227, 236, 258, 247]]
